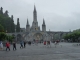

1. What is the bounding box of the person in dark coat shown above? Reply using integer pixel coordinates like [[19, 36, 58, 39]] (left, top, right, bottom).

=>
[[13, 42, 16, 50], [23, 41, 26, 48], [28, 41, 31, 45]]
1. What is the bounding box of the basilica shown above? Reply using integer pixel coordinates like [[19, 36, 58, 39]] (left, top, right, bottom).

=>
[[7, 5, 71, 42], [24, 5, 51, 42], [23, 5, 71, 42]]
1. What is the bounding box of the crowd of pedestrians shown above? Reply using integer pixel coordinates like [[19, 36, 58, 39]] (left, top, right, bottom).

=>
[[0, 41, 27, 51], [0, 40, 56, 51]]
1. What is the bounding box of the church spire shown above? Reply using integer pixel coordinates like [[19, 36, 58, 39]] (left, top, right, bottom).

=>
[[27, 18, 29, 25], [34, 5, 36, 12], [16, 18, 20, 32], [26, 18, 30, 32], [33, 5, 37, 22], [43, 18, 45, 25], [42, 18, 46, 31], [31, 5, 40, 31]]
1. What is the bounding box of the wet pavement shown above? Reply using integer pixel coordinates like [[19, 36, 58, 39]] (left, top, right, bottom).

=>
[[0, 42, 80, 60]]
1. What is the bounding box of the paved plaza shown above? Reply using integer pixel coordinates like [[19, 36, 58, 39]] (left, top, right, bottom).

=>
[[0, 42, 80, 60]]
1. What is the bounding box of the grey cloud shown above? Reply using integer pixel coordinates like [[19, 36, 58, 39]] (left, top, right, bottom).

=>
[[0, 0, 80, 31]]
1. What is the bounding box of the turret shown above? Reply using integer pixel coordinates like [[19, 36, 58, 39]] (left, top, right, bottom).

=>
[[26, 18, 30, 32], [11, 15, 15, 32], [42, 18, 46, 31], [16, 18, 20, 32]]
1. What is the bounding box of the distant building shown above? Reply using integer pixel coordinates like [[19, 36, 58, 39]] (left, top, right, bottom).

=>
[[7, 5, 71, 42], [24, 5, 71, 42], [25, 5, 50, 41]]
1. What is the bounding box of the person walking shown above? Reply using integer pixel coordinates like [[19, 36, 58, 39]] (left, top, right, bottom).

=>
[[20, 41, 23, 48], [6, 42, 10, 51], [44, 41, 46, 45], [13, 42, 16, 51], [0, 41, 3, 50], [23, 41, 26, 48]]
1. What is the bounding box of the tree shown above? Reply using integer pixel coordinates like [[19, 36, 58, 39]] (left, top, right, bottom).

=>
[[0, 32, 14, 42], [0, 7, 3, 14], [64, 31, 80, 42], [0, 7, 16, 33], [0, 32, 7, 41], [6, 35, 14, 42], [0, 24, 4, 32]]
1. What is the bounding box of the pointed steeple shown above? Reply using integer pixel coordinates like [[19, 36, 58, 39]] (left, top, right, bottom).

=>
[[42, 18, 46, 31], [34, 5, 36, 12], [33, 5, 37, 22], [17, 18, 19, 22], [16, 18, 20, 32], [43, 18, 45, 25], [26, 18, 30, 32], [27, 18, 29, 25]]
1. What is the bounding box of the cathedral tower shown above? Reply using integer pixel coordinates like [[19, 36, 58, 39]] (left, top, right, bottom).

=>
[[31, 5, 40, 31], [16, 18, 20, 32], [33, 5, 37, 22], [42, 18, 46, 31], [26, 18, 30, 32]]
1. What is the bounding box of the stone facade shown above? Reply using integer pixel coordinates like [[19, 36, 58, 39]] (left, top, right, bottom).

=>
[[6, 5, 71, 42], [25, 5, 50, 41], [24, 5, 71, 42]]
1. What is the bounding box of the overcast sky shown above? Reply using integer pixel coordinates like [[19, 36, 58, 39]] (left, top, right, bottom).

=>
[[0, 0, 80, 32]]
